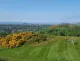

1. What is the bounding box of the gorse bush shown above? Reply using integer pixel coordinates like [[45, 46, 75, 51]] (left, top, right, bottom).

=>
[[0, 32, 47, 48], [25, 34, 47, 44]]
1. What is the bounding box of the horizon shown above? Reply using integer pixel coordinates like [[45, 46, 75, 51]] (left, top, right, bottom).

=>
[[0, 21, 79, 25], [0, 0, 80, 24]]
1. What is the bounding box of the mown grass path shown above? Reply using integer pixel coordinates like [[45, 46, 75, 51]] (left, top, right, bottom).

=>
[[0, 36, 80, 61]]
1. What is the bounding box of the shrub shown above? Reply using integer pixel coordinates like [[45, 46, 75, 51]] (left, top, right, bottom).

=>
[[0, 32, 47, 48]]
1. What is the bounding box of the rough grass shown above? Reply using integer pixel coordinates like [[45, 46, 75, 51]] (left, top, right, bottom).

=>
[[0, 36, 80, 61]]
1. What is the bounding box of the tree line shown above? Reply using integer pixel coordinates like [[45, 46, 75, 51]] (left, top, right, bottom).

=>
[[40, 24, 80, 37]]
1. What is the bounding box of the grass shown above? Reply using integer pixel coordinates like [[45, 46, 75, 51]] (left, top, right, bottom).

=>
[[0, 36, 80, 61]]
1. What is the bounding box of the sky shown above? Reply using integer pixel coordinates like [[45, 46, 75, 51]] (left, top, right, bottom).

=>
[[0, 0, 80, 24]]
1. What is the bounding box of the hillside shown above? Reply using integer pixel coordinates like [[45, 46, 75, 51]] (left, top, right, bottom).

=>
[[0, 24, 80, 61], [0, 36, 80, 61], [40, 24, 80, 36]]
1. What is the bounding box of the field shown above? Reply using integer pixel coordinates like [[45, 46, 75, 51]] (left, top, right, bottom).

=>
[[0, 36, 80, 61]]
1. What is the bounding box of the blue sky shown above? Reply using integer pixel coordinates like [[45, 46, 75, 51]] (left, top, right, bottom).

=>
[[0, 0, 80, 24]]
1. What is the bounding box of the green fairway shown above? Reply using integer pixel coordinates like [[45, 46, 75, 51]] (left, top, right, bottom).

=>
[[0, 36, 80, 61]]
